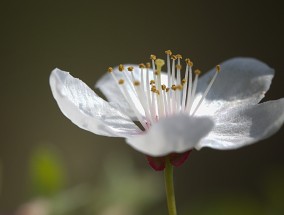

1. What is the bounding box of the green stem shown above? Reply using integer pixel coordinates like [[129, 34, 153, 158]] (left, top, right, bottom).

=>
[[164, 158, 177, 215]]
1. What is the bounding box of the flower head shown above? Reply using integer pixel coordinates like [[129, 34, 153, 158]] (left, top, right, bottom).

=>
[[50, 51, 284, 170]]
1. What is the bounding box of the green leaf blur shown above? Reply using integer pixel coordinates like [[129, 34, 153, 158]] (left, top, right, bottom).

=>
[[29, 145, 66, 197]]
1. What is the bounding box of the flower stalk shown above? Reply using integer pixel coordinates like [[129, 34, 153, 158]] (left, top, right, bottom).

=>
[[164, 158, 177, 215]]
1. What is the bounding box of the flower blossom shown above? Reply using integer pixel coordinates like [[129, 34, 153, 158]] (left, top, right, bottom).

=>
[[50, 51, 284, 170]]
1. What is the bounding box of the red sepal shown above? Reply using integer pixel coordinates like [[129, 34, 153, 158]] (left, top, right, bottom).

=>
[[146, 150, 192, 171]]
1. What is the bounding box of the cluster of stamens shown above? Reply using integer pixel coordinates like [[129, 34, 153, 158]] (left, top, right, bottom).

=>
[[107, 50, 220, 130]]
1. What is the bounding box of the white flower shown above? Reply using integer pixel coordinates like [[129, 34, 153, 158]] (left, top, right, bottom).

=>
[[50, 53, 284, 160]]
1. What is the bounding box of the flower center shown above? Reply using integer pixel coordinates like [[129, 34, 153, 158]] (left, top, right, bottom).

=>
[[108, 50, 220, 130]]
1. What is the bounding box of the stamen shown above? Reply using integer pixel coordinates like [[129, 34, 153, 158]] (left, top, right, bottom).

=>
[[107, 67, 113, 73], [192, 65, 220, 116], [186, 69, 201, 113], [165, 50, 172, 87]]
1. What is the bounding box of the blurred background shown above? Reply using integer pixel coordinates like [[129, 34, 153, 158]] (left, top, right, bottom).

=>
[[1, 0, 284, 214]]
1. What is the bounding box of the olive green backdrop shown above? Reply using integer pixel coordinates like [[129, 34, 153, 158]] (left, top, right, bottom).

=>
[[0, 0, 283, 214]]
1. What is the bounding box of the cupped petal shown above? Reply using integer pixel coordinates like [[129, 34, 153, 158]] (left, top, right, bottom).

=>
[[95, 64, 168, 119], [196, 98, 284, 150], [50, 68, 141, 137], [194, 58, 274, 116], [126, 114, 214, 156]]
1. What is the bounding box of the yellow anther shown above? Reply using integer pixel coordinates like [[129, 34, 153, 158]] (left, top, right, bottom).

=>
[[139, 63, 146, 68], [127, 66, 134, 72], [176, 54, 182, 59], [194, 69, 201, 75], [185, 58, 193, 67], [107, 67, 113, 73], [182, 78, 186, 85], [154, 70, 159, 75], [161, 84, 166, 90], [176, 85, 183, 90], [118, 79, 124, 85], [156, 90, 160, 95], [118, 64, 124, 72], [171, 55, 177, 60], [216, 65, 221, 72], [171, 85, 177, 91], [150, 80, 155, 85], [150, 54, 157, 60], [133, 80, 140, 86], [151, 86, 157, 92], [165, 50, 172, 55], [146, 62, 151, 68], [155, 59, 165, 68], [176, 64, 182, 70], [166, 87, 170, 92]]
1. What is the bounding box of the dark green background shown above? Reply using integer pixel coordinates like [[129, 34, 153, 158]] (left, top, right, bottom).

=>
[[1, 0, 283, 214]]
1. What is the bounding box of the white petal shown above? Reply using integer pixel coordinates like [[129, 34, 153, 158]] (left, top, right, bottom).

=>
[[50, 68, 141, 137], [126, 114, 214, 156], [193, 57, 274, 116], [95, 64, 168, 119], [196, 98, 284, 150]]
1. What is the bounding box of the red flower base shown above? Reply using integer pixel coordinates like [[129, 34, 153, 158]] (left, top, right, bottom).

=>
[[146, 150, 192, 171]]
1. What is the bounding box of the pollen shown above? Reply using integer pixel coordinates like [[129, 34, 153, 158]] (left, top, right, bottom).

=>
[[127, 66, 134, 72], [185, 58, 193, 67], [155, 59, 165, 68], [176, 85, 183, 90], [176, 64, 182, 70], [150, 55, 157, 60], [118, 64, 124, 72], [165, 50, 172, 55], [133, 80, 140, 86], [107, 67, 113, 73], [118, 79, 124, 85], [176, 54, 182, 59], [216, 65, 221, 72], [171, 55, 177, 60], [194, 69, 201, 75]]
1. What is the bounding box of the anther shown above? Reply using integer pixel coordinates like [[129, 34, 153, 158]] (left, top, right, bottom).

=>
[[133, 80, 140, 86], [150, 55, 157, 60], [182, 78, 186, 85], [216, 65, 221, 72], [166, 88, 170, 92], [107, 67, 113, 73], [165, 50, 172, 55], [176, 85, 183, 90], [176, 64, 182, 70], [155, 59, 165, 68], [118, 79, 124, 85], [146, 62, 151, 68], [154, 70, 159, 75], [118, 64, 124, 72], [151, 86, 157, 92], [162, 84, 166, 90], [194, 69, 201, 75], [171, 55, 177, 60], [171, 85, 177, 91], [127, 66, 134, 72], [176, 54, 182, 59], [139, 63, 146, 68], [150, 80, 155, 85]]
